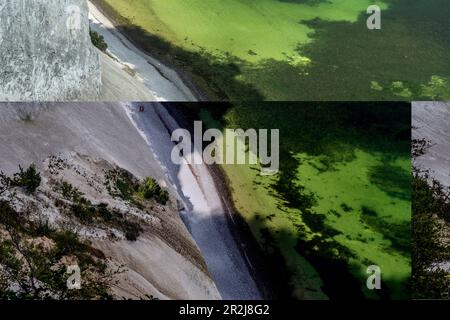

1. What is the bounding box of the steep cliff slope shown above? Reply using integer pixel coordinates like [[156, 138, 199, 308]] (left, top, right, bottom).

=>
[[123, 103, 262, 299], [413, 102, 450, 187], [0, 103, 220, 299]]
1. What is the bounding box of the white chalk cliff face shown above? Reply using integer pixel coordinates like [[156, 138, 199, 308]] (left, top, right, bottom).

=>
[[0, 0, 101, 101], [0, 103, 221, 299]]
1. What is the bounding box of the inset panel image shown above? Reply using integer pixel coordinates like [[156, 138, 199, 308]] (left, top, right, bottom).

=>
[[1, 1, 449, 101], [0, 102, 410, 300], [412, 101, 450, 299]]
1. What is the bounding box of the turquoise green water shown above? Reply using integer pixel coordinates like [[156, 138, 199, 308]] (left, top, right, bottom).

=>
[[198, 103, 411, 299], [103, 0, 384, 62], [296, 151, 410, 299]]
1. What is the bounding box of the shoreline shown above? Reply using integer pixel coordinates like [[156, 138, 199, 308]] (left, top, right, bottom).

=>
[[88, 0, 209, 102], [128, 102, 262, 299], [164, 103, 293, 300]]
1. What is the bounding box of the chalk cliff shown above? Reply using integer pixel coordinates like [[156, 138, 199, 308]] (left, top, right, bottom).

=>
[[0, 103, 220, 299], [0, 0, 101, 101]]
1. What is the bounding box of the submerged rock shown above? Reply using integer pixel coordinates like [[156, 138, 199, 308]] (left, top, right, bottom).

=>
[[0, 0, 101, 101]]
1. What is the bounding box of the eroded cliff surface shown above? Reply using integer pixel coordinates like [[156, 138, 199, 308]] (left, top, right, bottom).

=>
[[0, 0, 101, 101], [0, 103, 220, 300]]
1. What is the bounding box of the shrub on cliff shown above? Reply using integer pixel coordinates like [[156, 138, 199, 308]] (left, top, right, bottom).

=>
[[90, 30, 108, 52], [412, 173, 450, 299], [11, 165, 41, 193], [0, 172, 9, 195], [138, 178, 169, 205], [0, 199, 114, 299]]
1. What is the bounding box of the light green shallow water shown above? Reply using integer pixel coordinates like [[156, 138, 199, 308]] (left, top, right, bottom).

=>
[[100, 0, 450, 100], [104, 0, 385, 62], [297, 150, 410, 298]]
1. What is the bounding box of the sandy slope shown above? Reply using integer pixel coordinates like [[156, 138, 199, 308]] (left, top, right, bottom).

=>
[[100, 53, 156, 101], [88, 1, 196, 102], [123, 103, 262, 300], [0, 103, 220, 300]]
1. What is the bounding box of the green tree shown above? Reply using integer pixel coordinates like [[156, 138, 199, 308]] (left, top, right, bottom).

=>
[[138, 178, 169, 205], [89, 30, 108, 52], [12, 165, 41, 193]]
